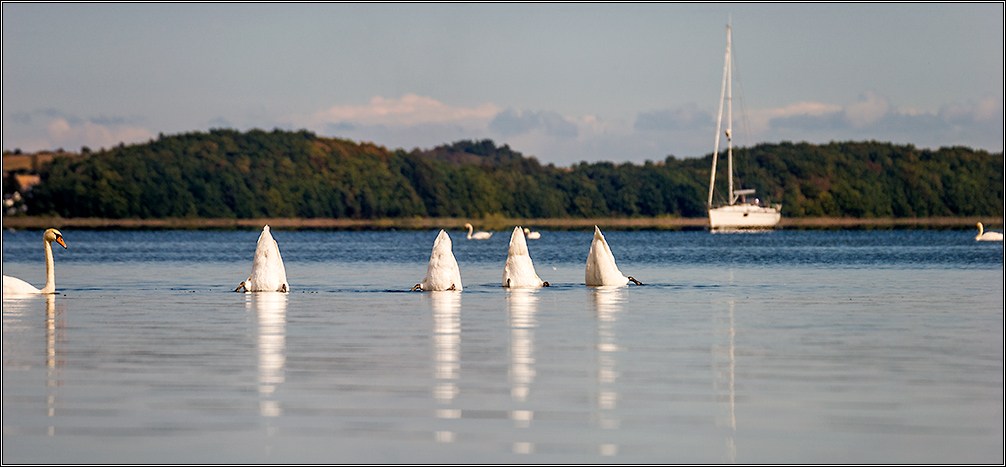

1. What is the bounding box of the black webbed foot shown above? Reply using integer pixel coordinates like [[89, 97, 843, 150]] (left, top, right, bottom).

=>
[[627, 276, 643, 285]]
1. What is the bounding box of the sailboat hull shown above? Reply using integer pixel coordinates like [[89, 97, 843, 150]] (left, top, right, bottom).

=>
[[709, 204, 781, 229]]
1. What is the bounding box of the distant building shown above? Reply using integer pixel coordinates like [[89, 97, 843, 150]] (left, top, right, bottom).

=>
[[14, 174, 41, 191]]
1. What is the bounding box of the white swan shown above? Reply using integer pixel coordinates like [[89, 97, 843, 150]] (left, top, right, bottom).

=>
[[235, 226, 289, 292], [465, 223, 492, 240], [976, 222, 1004, 241], [413, 230, 463, 291], [503, 226, 549, 288], [585, 226, 642, 286], [523, 227, 541, 240], [3, 228, 67, 295]]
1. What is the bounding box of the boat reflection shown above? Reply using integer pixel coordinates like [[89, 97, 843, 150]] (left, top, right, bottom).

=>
[[507, 288, 538, 453], [713, 299, 737, 463], [431, 291, 461, 443], [590, 286, 623, 456], [248, 292, 287, 418]]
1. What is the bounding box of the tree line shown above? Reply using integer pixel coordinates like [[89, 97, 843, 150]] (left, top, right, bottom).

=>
[[7, 128, 1003, 220]]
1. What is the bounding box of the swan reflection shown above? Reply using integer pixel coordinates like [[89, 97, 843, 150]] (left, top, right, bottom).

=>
[[431, 291, 461, 443], [1, 297, 67, 436], [45, 295, 62, 437], [508, 288, 538, 404], [248, 292, 287, 417], [507, 288, 538, 454], [590, 286, 623, 455], [2, 294, 62, 435]]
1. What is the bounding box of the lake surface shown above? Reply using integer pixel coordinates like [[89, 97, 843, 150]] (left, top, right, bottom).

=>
[[3, 227, 1003, 463]]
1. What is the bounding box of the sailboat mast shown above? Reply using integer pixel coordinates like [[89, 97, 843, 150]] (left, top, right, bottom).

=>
[[726, 24, 734, 206], [707, 24, 731, 209]]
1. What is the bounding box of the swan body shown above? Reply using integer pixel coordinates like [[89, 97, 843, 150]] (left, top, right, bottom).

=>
[[465, 223, 492, 240], [975, 222, 1004, 241], [3, 228, 66, 295], [585, 226, 642, 287], [523, 228, 541, 240], [414, 230, 463, 291], [503, 226, 548, 288], [236, 226, 289, 293]]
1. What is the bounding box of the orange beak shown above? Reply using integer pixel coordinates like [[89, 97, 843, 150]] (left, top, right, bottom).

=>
[[55, 236, 67, 249]]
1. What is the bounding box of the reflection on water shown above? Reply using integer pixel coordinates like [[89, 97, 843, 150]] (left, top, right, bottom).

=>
[[590, 286, 624, 457], [431, 291, 461, 443], [507, 288, 538, 454], [45, 295, 62, 437], [2, 295, 66, 438], [713, 299, 737, 463], [2, 230, 1001, 464], [249, 293, 287, 418]]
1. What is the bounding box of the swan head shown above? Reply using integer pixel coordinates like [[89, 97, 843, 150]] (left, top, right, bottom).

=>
[[44, 228, 67, 249], [977, 222, 984, 234]]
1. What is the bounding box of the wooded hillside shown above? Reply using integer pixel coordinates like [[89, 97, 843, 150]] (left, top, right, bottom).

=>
[[5, 129, 1002, 220]]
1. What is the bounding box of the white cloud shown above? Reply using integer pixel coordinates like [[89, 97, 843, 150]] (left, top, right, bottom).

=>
[[634, 102, 711, 132], [489, 108, 579, 139], [3, 110, 157, 153], [843, 90, 891, 129], [11, 90, 994, 167], [46, 118, 155, 151], [938, 94, 1003, 123], [307, 94, 500, 127], [747, 101, 843, 135], [297, 95, 653, 164]]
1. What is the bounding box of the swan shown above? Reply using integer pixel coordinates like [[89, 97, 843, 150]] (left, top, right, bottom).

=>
[[465, 223, 492, 240], [3, 228, 67, 295], [523, 228, 541, 240], [503, 226, 549, 288], [412, 229, 463, 291], [975, 222, 1004, 241], [235, 226, 289, 293], [585, 226, 642, 286]]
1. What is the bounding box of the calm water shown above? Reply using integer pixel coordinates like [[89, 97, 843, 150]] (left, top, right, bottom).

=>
[[3, 228, 1003, 463]]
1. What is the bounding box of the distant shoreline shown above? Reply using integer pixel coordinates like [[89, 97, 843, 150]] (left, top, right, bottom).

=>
[[2, 216, 1001, 231]]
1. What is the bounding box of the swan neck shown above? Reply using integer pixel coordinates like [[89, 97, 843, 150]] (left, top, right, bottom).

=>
[[42, 239, 56, 294]]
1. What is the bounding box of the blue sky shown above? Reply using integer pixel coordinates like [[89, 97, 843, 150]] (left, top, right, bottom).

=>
[[3, 3, 1002, 166]]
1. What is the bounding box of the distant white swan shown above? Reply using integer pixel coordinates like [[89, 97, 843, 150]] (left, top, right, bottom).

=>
[[413, 230, 463, 291], [235, 226, 289, 292], [585, 226, 642, 286], [3, 228, 67, 295], [976, 222, 1004, 241], [503, 226, 549, 288], [465, 223, 492, 240], [523, 228, 541, 240]]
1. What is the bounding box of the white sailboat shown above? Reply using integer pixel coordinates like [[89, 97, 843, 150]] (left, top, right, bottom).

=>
[[707, 24, 781, 230]]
